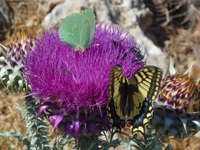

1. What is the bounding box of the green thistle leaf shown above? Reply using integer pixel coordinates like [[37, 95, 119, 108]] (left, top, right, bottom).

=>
[[179, 118, 188, 133], [164, 117, 174, 132]]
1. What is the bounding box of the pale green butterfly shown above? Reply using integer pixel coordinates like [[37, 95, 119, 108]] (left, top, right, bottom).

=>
[[58, 8, 96, 51]]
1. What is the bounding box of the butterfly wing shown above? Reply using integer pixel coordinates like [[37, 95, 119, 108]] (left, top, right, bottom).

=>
[[127, 66, 162, 134], [107, 65, 128, 130], [130, 66, 162, 99]]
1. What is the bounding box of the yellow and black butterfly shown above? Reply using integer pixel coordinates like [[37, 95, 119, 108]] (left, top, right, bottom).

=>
[[107, 65, 162, 136]]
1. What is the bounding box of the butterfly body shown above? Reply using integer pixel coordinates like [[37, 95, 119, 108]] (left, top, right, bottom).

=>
[[108, 65, 162, 134]]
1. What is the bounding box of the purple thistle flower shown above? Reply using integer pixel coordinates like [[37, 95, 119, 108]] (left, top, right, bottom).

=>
[[24, 24, 145, 138]]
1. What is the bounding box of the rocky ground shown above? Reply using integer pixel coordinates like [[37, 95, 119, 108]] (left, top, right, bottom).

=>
[[0, 0, 200, 149]]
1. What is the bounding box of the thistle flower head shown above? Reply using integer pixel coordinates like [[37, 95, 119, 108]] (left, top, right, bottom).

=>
[[24, 24, 145, 137], [152, 60, 200, 138], [157, 60, 200, 113], [0, 36, 35, 92]]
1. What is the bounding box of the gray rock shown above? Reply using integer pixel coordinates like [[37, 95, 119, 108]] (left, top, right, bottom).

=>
[[42, 0, 88, 28], [37, 0, 63, 13]]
